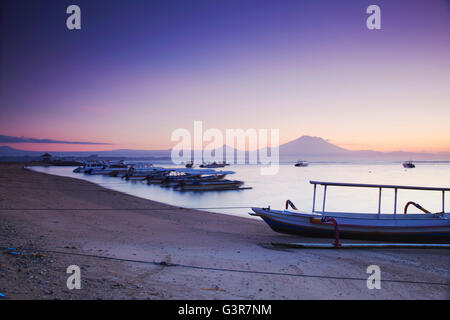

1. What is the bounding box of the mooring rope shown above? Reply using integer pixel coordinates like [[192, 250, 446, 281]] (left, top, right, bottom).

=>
[[2, 247, 449, 287], [0, 206, 254, 211]]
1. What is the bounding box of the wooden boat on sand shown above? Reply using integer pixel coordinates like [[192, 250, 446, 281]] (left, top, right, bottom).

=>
[[250, 181, 450, 242]]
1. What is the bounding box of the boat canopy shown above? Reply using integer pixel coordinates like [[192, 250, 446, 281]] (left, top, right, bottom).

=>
[[170, 168, 235, 175], [309, 180, 449, 216]]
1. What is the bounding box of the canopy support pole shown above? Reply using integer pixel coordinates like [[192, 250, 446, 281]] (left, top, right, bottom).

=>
[[312, 184, 317, 213], [394, 188, 398, 216], [378, 187, 382, 217], [322, 185, 327, 214]]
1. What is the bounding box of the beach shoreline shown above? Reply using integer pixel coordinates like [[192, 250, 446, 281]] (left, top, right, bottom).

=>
[[27, 164, 259, 220], [0, 163, 448, 299]]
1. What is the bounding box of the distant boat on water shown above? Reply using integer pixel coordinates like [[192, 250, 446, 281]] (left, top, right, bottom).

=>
[[175, 179, 245, 191], [90, 161, 128, 176], [199, 161, 230, 168], [294, 160, 309, 167], [142, 168, 247, 191], [123, 163, 166, 180], [159, 169, 228, 188], [73, 160, 128, 175], [72, 161, 248, 191], [403, 161, 415, 168], [73, 161, 106, 173], [185, 161, 194, 168]]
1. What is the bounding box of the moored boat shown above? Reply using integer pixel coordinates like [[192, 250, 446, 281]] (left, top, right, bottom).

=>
[[161, 174, 226, 188], [199, 161, 229, 168], [123, 164, 165, 180], [403, 161, 415, 168], [176, 179, 245, 191], [250, 181, 450, 242], [85, 161, 128, 175], [185, 161, 194, 168], [73, 161, 105, 173], [145, 168, 234, 186], [146, 171, 171, 184], [159, 168, 233, 187], [294, 160, 309, 167]]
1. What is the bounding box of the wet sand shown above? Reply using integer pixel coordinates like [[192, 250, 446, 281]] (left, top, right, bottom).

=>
[[0, 164, 448, 299]]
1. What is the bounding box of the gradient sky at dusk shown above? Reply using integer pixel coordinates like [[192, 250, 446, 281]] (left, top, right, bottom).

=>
[[1, 0, 449, 152]]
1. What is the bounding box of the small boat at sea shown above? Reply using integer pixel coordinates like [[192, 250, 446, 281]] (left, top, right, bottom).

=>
[[76, 161, 249, 192], [185, 161, 194, 168], [85, 161, 128, 175], [161, 174, 226, 188], [73, 161, 105, 173], [199, 161, 230, 168], [175, 179, 245, 191], [146, 168, 235, 186], [123, 164, 166, 180], [250, 181, 450, 242], [294, 160, 309, 167], [144, 167, 246, 191], [159, 169, 233, 188], [146, 171, 171, 184], [403, 161, 415, 168]]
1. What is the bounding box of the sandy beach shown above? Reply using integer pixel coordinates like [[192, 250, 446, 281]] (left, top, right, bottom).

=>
[[0, 163, 448, 300]]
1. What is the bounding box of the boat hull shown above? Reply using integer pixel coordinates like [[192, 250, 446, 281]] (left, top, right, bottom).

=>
[[251, 208, 450, 242], [178, 180, 244, 191], [86, 169, 128, 175], [124, 175, 147, 181], [200, 164, 227, 168], [402, 162, 415, 168]]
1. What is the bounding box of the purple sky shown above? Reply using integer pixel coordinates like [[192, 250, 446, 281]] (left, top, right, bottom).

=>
[[1, 0, 449, 152]]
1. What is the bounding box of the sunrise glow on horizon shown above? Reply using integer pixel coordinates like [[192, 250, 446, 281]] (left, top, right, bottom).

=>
[[1, 0, 449, 154]]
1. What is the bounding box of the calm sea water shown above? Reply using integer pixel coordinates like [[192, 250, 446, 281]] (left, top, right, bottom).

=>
[[30, 163, 450, 219]]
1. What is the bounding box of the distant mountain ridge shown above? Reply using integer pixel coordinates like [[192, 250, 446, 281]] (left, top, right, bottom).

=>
[[279, 135, 349, 155], [278, 136, 449, 161], [0, 136, 449, 161]]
